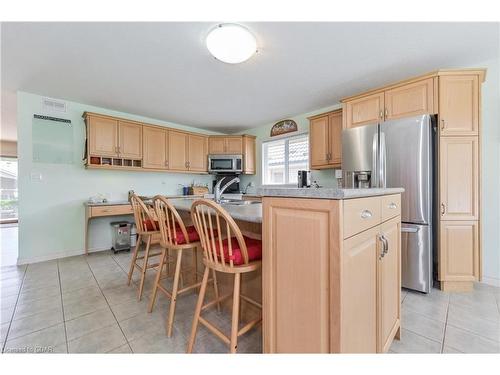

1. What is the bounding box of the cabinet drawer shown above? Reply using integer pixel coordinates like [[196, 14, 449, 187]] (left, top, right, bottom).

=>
[[91, 205, 133, 217], [381, 194, 401, 222], [343, 196, 381, 239]]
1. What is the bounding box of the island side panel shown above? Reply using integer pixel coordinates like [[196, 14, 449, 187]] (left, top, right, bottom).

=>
[[262, 197, 341, 353]]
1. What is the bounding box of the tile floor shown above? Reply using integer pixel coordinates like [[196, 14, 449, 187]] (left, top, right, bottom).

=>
[[1, 249, 499, 354], [0, 223, 18, 267]]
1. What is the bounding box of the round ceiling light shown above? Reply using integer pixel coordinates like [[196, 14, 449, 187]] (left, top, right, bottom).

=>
[[206, 24, 257, 64]]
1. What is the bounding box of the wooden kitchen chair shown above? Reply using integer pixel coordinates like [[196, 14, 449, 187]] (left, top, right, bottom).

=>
[[128, 194, 163, 300], [187, 199, 262, 354], [148, 195, 220, 337]]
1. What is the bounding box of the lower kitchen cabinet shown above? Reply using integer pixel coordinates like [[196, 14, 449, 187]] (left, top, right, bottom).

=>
[[377, 217, 401, 353], [263, 195, 401, 353], [439, 220, 479, 286]]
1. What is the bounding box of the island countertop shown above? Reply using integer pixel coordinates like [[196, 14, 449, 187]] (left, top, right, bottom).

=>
[[169, 198, 262, 224], [256, 187, 404, 199]]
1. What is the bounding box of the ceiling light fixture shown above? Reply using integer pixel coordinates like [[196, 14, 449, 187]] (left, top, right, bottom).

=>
[[206, 24, 257, 64]]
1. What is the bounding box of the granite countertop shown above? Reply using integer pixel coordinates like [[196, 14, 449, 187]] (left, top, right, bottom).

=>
[[169, 198, 262, 224], [256, 187, 404, 199]]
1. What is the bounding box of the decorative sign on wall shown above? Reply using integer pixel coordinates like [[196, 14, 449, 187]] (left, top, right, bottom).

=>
[[270, 119, 298, 137]]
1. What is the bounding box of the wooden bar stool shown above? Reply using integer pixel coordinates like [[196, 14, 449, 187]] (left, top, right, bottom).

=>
[[127, 194, 163, 300], [187, 199, 262, 354], [148, 195, 220, 337]]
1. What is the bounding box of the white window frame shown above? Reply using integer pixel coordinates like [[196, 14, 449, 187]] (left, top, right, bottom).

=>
[[261, 132, 309, 186]]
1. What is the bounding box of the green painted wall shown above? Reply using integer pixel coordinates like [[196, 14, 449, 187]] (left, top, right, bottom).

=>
[[17, 91, 220, 263]]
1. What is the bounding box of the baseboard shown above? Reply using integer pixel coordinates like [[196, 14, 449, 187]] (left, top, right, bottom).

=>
[[481, 276, 500, 287], [16, 246, 111, 265]]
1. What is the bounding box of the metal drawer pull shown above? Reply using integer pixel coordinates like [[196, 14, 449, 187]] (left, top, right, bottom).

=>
[[401, 227, 419, 233], [441, 203, 446, 215], [360, 210, 373, 219], [378, 234, 388, 259], [388, 202, 397, 209]]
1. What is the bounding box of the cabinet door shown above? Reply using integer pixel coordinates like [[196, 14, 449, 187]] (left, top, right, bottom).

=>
[[188, 134, 208, 172], [118, 121, 142, 159], [243, 136, 256, 174], [344, 92, 384, 128], [439, 221, 479, 281], [88, 116, 119, 157], [329, 111, 343, 165], [439, 75, 479, 135], [225, 137, 243, 154], [208, 137, 226, 154], [143, 126, 167, 169], [263, 198, 338, 353], [309, 115, 330, 168], [377, 217, 401, 353], [440, 137, 478, 220], [384, 78, 435, 120], [341, 225, 378, 353], [168, 131, 188, 171]]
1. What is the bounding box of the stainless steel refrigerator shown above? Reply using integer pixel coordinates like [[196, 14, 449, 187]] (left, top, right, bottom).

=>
[[342, 114, 435, 293]]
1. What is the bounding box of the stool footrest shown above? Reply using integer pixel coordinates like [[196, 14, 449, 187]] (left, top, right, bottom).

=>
[[240, 295, 262, 309], [199, 317, 230, 345], [237, 316, 262, 337], [202, 293, 232, 311]]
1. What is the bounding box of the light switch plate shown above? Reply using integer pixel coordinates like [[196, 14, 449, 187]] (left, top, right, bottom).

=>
[[335, 169, 342, 179], [30, 171, 42, 182]]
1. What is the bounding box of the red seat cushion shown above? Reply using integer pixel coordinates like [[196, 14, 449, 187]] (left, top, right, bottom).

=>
[[174, 225, 200, 244], [216, 236, 262, 266], [143, 219, 159, 231]]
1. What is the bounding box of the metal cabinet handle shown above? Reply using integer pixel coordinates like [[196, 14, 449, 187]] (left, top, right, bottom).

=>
[[377, 234, 386, 259], [379, 110, 383, 119], [165, 160, 169, 167], [441, 203, 446, 215], [360, 210, 373, 219], [384, 108, 388, 118], [441, 119, 445, 130], [388, 202, 397, 209]]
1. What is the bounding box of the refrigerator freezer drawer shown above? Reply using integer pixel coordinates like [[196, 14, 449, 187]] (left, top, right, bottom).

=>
[[401, 223, 432, 293]]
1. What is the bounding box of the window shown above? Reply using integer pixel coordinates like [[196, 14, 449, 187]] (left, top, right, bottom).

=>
[[262, 134, 309, 185]]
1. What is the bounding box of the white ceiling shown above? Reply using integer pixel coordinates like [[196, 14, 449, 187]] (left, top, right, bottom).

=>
[[1, 22, 499, 140]]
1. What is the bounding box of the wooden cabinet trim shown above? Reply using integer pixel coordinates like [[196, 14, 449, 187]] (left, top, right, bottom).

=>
[[384, 78, 435, 120]]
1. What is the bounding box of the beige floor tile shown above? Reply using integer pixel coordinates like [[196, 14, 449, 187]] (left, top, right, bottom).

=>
[[401, 308, 446, 342], [1, 322, 10, 346], [1, 305, 15, 324], [62, 284, 101, 304], [14, 294, 62, 321], [444, 325, 500, 353], [450, 290, 498, 309], [402, 291, 449, 322], [447, 306, 500, 343], [60, 277, 98, 294], [102, 284, 138, 306], [63, 294, 109, 321], [18, 285, 61, 304], [1, 294, 19, 309], [109, 298, 151, 322], [389, 329, 441, 353], [3, 323, 66, 353], [442, 345, 463, 353], [8, 306, 63, 340], [129, 330, 187, 353], [21, 277, 59, 292], [107, 343, 132, 353], [65, 307, 116, 341], [68, 323, 127, 353], [2, 284, 22, 298], [118, 310, 170, 342]]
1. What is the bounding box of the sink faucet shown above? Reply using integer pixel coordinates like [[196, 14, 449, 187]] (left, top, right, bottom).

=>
[[214, 177, 240, 203]]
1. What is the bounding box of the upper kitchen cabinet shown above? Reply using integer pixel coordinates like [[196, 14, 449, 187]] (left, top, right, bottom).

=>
[[188, 134, 208, 172], [439, 75, 479, 136], [143, 126, 168, 169], [343, 92, 384, 129], [384, 78, 435, 121], [208, 135, 256, 174], [309, 109, 342, 169], [118, 120, 142, 159], [87, 114, 119, 157], [168, 130, 189, 171], [242, 135, 256, 175], [208, 136, 243, 154]]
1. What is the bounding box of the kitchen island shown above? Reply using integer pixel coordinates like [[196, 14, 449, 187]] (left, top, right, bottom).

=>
[[258, 187, 403, 353]]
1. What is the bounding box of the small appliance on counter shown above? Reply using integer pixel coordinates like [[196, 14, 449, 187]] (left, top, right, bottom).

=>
[[297, 170, 311, 188]]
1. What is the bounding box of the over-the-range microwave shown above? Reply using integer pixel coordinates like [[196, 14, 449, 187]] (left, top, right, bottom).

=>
[[208, 154, 242, 174]]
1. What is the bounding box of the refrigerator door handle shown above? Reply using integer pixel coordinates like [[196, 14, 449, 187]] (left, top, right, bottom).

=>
[[379, 131, 387, 188], [401, 227, 420, 233], [372, 132, 378, 187]]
